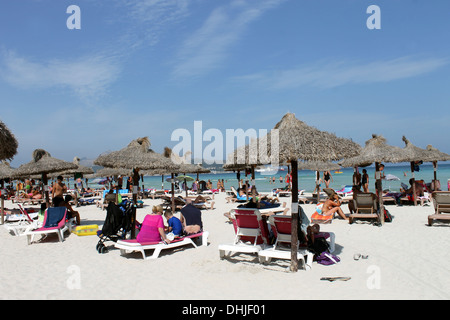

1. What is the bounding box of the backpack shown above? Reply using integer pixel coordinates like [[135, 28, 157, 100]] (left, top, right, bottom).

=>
[[308, 237, 330, 256], [379, 208, 393, 223]]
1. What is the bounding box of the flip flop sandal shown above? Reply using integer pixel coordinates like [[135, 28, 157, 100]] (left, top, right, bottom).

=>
[[353, 253, 361, 260]]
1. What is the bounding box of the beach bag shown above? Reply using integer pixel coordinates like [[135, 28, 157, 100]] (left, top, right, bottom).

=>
[[308, 237, 329, 256], [316, 252, 340, 266], [383, 208, 392, 223]]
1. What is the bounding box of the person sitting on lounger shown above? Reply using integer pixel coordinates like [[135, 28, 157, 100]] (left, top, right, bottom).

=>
[[53, 195, 81, 225], [226, 186, 248, 203], [180, 201, 203, 235], [164, 211, 183, 237], [400, 178, 424, 200], [321, 193, 348, 221], [137, 205, 171, 244]]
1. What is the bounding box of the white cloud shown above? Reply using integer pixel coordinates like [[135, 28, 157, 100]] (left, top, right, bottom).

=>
[[0, 50, 121, 100], [234, 56, 449, 89], [118, 0, 192, 47], [171, 0, 286, 79]]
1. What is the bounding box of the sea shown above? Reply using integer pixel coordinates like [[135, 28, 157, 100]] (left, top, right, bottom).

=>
[[73, 163, 450, 194]]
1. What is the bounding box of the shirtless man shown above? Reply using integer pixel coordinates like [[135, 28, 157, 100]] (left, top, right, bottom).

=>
[[52, 175, 67, 206]]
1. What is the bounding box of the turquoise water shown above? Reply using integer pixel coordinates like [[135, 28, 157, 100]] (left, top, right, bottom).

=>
[[81, 163, 450, 194]]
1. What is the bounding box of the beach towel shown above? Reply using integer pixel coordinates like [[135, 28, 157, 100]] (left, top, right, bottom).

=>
[[311, 203, 333, 224], [44, 207, 67, 228], [316, 252, 340, 265]]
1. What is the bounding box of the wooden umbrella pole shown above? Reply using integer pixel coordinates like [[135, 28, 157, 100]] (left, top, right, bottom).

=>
[[131, 168, 140, 239], [1, 194, 3, 225], [432, 161, 438, 191], [42, 173, 50, 208], [1, 180, 4, 225], [410, 162, 417, 206], [171, 173, 175, 214], [290, 160, 299, 272], [375, 162, 385, 225], [251, 165, 256, 203]]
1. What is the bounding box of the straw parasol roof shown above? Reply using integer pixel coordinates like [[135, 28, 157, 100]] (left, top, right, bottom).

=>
[[297, 160, 341, 171], [400, 136, 433, 162], [0, 120, 18, 161], [0, 161, 14, 180], [94, 167, 132, 177], [226, 113, 362, 166], [338, 134, 405, 168], [425, 145, 450, 162], [94, 137, 179, 171], [56, 156, 94, 177], [13, 149, 78, 177]]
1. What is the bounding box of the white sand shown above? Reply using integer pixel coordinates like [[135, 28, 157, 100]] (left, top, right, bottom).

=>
[[0, 192, 449, 300]]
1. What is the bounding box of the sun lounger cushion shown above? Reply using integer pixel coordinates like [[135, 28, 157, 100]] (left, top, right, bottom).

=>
[[44, 207, 67, 228]]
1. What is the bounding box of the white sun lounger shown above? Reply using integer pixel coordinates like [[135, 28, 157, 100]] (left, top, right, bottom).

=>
[[4, 204, 41, 236], [114, 231, 209, 260]]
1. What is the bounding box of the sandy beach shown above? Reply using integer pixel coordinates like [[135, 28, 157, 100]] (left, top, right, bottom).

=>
[[0, 192, 449, 300]]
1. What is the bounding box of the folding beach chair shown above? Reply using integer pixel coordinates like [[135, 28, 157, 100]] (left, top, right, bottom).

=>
[[258, 215, 314, 270], [349, 192, 380, 224], [218, 208, 270, 260], [24, 207, 72, 244], [428, 191, 450, 226]]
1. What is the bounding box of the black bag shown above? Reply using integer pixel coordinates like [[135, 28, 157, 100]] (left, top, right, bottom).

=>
[[308, 237, 330, 256], [383, 208, 393, 223]]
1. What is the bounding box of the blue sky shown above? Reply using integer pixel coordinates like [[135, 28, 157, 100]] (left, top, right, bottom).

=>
[[1, 0, 450, 167]]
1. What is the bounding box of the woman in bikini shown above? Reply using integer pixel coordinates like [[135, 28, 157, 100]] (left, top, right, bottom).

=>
[[321, 193, 348, 221], [323, 171, 333, 188]]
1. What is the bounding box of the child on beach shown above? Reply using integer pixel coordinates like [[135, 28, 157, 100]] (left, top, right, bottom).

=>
[[164, 211, 183, 237]]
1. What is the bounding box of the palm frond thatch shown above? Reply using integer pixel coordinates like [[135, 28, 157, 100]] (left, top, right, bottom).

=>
[[425, 145, 450, 162], [0, 161, 15, 180], [226, 113, 362, 166], [297, 160, 341, 171], [94, 137, 179, 171], [13, 149, 78, 177], [338, 134, 405, 168], [0, 120, 18, 161]]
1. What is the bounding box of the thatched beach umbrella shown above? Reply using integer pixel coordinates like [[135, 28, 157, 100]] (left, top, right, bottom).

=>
[[94, 167, 132, 178], [400, 136, 433, 205], [0, 161, 15, 224], [425, 145, 450, 187], [223, 163, 254, 190], [339, 134, 406, 221], [94, 137, 179, 238], [57, 157, 94, 177], [0, 120, 18, 161], [297, 160, 341, 172], [226, 113, 361, 272], [13, 149, 78, 207], [298, 161, 341, 203]]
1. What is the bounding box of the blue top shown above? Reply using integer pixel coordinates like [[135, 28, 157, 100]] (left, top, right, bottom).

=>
[[168, 216, 183, 236]]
